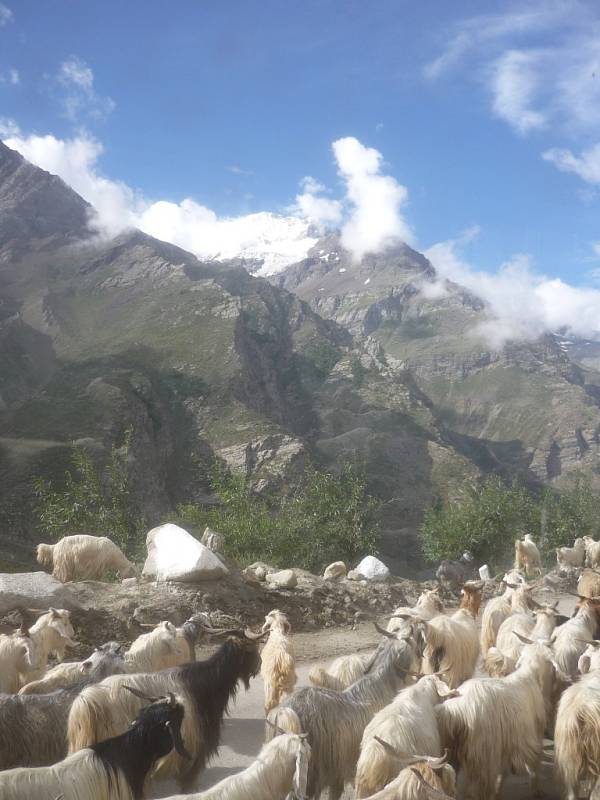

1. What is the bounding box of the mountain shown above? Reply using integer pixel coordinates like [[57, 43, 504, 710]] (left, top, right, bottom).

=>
[[4, 142, 598, 575], [0, 143, 476, 573], [274, 233, 600, 487]]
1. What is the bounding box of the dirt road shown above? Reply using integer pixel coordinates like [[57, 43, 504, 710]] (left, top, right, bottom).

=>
[[150, 594, 573, 799]]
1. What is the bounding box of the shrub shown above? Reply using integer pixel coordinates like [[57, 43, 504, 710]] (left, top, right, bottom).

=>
[[177, 461, 380, 572], [421, 472, 600, 568], [421, 476, 540, 568], [34, 429, 145, 557]]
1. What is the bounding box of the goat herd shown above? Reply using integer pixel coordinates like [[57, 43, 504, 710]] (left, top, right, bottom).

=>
[[1, 534, 600, 799]]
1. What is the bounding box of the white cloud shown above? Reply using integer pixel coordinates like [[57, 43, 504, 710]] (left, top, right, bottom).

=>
[[0, 3, 12, 26], [543, 143, 600, 184], [226, 164, 254, 176], [425, 232, 600, 346], [56, 57, 115, 122], [490, 50, 546, 134], [292, 176, 343, 227], [424, 2, 600, 138], [0, 68, 19, 86], [332, 136, 413, 260]]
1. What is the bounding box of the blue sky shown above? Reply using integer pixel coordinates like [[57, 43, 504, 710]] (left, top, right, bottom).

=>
[[2, 0, 600, 326]]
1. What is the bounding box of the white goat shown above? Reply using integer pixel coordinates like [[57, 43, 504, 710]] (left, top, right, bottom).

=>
[[268, 626, 420, 800], [514, 534, 542, 576], [555, 639, 600, 800], [388, 589, 445, 633], [0, 627, 39, 693], [479, 570, 526, 655], [19, 642, 124, 695], [164, 730, 311, 800], [19, 607, 77, 684], [436, 640, 563, 800], [260, 609, 297, 714], [421, 583, 482, 689], [125, 622, 190, 673], [485, 602, 559, 678], [309, 653, 367, 690], [360, 748, 456, 800], [37, 534, 135, 583], [556, 537, 586, 569], [355, 676, 456, 797], [584, 536, 600, 569], [552, 597, 600, 678]]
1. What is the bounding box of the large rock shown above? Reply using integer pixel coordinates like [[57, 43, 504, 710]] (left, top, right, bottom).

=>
[[0, 571, 83, 615], [142, 524, 229, 582], [266, 569, 297, 589], [354, 556, 391, 582]]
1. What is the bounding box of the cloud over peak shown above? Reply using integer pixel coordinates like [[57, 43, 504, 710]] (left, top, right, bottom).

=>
[[332, 136, 413, 260], [425, 230, 600, 346]]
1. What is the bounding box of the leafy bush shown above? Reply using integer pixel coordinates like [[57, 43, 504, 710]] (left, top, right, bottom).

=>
[[177, 461, 380, 572], [539, 474, 600, 554], [421, 472, 600, 568], [421, 476, 540, 568], [34, 430, 145, 557]]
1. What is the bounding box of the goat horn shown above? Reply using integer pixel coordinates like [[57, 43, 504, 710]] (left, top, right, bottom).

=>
[[122, 685, 162, 703], [374, 622, 395, 638], [265, 718, 288, 736], [575, 638, 600, 647], [244, 628, 269, 641], [512, 631, 535, 645]]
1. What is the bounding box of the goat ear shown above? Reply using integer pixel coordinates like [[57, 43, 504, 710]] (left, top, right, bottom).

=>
[[579, 654, 592, 674]]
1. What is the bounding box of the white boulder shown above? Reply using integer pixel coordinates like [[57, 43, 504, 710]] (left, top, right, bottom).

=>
[[323, 561, 347, 580], [142, 524, 229, 582], [266, 569, 297, 589], [354, 556, 391, 582]]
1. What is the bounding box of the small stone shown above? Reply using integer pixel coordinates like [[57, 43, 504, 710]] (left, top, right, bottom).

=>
[[323, 561, 347, 580], [266, 569, 297, 589]]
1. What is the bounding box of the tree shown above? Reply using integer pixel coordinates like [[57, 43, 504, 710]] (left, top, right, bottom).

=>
[[421, 476, 540, 568], [177, 461, 380, 572], [34, 430, 145, 556]]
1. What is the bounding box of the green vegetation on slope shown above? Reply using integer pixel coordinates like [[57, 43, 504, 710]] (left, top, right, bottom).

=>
[[34, 430, 146, 557], [421, 473, 600, 568], [177, 461, 381, 572]]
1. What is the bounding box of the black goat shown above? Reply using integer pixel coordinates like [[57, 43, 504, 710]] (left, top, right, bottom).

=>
[[67, 626, 265, 790]]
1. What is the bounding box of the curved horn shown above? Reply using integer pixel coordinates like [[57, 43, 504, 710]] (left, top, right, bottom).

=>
[[512, 630, 534, 645], [122, 685, 162, 703], [244, 628, 269, 641], [575, 638, 600, 648], [374, 621, 395, 639]]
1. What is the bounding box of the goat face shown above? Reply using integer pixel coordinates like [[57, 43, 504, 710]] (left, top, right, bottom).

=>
[[130, 695, 190, 761], [236, 637, 262, 689]]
